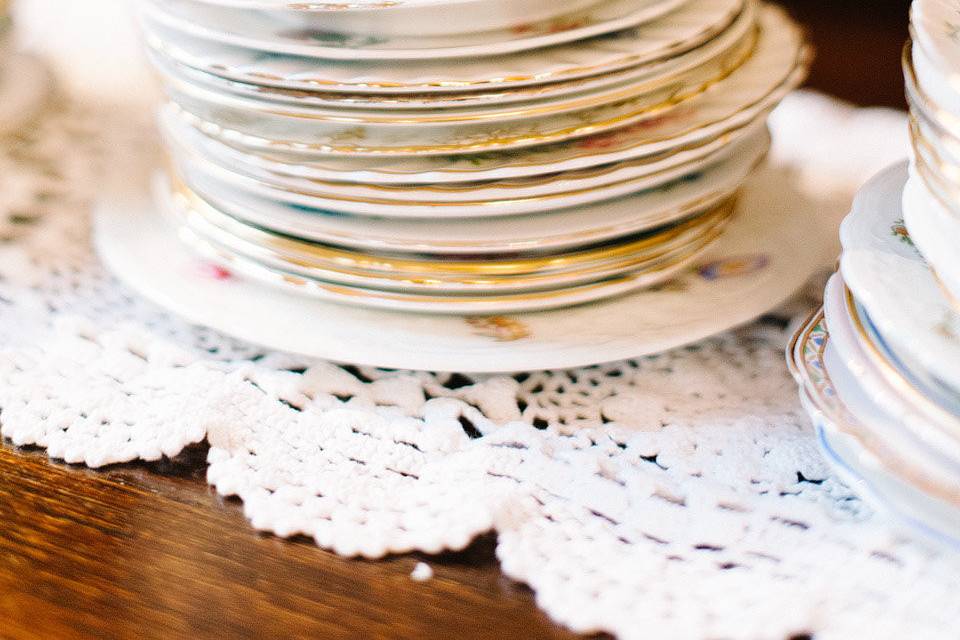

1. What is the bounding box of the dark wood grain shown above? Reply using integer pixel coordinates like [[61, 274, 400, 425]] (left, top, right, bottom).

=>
[[0, 4, 910, 639], [0, 443, 582, 640]]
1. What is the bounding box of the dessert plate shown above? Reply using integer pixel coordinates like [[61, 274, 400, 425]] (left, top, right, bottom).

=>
[[141, 0, 744, 92], [149, 22, 754, 120], [173, 177, 736, 258], [902, 170, 960, 306], [187, 0, 601, 37], [171, 196, 732, 298], [96, 164, 827, 371], [908, 40, 960, 131], [170, 129, 768, 218], [169, 7, 803, 158], [911, 0, 960, 97], [822, 274, 960, 473], [163, 136, 754, 255], [839, 162, 960, 397], [146, 2, 756, 111], [789, 310, 960, 550], [140, 0, 689, 61], [908, 112, 960, 210], [169, 120, 766, 208], [169, 187, 730, 277], [160, 35, 750, 157], [853, 293, 960, 419]]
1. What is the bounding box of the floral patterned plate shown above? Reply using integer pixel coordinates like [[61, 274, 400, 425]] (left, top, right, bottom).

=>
[[908, 40, 960, 131], [789, 311, 960, 550], [839, 161, 960, 397], [96, 163, 826, 370], [168, 126, 768, 218], [162, 131, 761, 253], [911, 0, 960, 93], [187, 0, 601, 37], [139, 0, 688, 61], [902, 169, 960, 306], [146, 2, 757, 112], [822, 273, 960, 476], [157, 28, 756, 157], [141, 0, 744, 94], [149, 16, 754, 117], [163, 116, 765, 208], [164, 184, 734, 296], [164, 5, 804, 158]]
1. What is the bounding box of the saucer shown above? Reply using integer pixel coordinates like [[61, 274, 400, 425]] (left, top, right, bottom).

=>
[[95, 163, 828, 371], [162, 132, 758, 254], [162, 11, 798, 157], [789, 310, 960, 551], [186, 0, 601, 37], [172, 129, 768, 219], [902, 169, 960, 306], [839, 161, 960, 395], [140, 0, 690, 61], [141, 0, 744, 92]]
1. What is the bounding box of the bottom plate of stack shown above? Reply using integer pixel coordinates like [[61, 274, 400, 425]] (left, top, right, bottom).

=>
[[789, 162, 960, 551], [96, 163, 828, 372]]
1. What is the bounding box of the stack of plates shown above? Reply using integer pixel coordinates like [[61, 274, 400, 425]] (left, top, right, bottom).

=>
[[0, 1, 49, 135], [789, 0, 960, 550], [132, 0, 809, 316]]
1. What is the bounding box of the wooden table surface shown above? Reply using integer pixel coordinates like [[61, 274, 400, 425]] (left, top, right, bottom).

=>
[[1, 3, 909, 639]]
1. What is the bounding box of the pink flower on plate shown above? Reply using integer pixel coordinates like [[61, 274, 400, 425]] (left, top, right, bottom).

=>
[[576, 107, 695, 150], [198, 261, 232, 281]]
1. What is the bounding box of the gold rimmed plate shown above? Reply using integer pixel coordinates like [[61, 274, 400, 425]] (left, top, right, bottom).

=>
[[144, 1, 756, 111], [166, 179, 734, 278], [96, 162, 830, 369], [169, 126, 769, 218], [174, 198, 732, 295], [140, 0, 690, 61], [161, 33, 756, 158], [159, 142, 750, 256], [789, 307, 960, 548], [140, 0, 743, 92]]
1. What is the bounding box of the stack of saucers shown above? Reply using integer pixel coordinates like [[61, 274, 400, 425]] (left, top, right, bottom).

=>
[[134, 0, 809, 315], [0, 1, 49, 135], [789, 0, 960, 550]]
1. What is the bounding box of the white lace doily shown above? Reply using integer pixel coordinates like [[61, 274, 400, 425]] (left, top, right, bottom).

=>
[[4, 91, 959, 640]]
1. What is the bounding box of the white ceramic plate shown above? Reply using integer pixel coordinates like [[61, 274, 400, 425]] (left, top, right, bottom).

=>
[[902, 170, 960, 306], [140, 0, 744, 92], [910, 40, 960, 130], [146, 3, 756, 111], [168, 119, 766, 208], [0, 55, 52, 136], [789, 310, 960, 551], [96, 163, 826, 371], [164, 132, 757, 255], [185, 0, 602, 37], [149, 21, 754, 120], [822, 273, 960, 474], [839, 161, 960, 395], [161, 48, 732, 156], [140, 0, 689, 61], [167, 6, 804, 159], [170, 189, 731, 298], [912, 0, 960, 99], [170, 128, 769, 219], [853, 293, 960, 417]]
